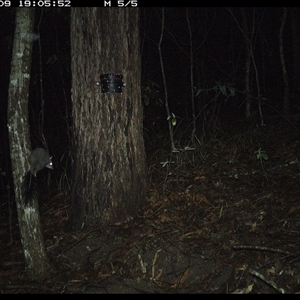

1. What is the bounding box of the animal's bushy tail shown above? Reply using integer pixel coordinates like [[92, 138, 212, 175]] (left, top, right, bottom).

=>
[[22, 171, 38, 206]]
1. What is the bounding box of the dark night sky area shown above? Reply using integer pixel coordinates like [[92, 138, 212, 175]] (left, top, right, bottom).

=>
[[0, 7, 299, 176]]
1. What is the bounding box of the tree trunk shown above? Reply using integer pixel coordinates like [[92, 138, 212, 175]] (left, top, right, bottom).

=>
[[240, 7, 252, 122], [291, 8, 300, 106], [279, 7, 289, 118], [7, 8, 52, 280], [71, 8, 147, 227], [186, 8, 196, 143]]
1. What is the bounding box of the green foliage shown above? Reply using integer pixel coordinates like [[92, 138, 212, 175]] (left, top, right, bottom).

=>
[[255, 148, 269, 182], [142, 81, 163, 107], [255, 148, 268, 161], [167, 113, 177, 126]]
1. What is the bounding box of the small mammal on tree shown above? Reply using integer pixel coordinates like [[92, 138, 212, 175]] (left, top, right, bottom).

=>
[[22, 148, 53, 206]]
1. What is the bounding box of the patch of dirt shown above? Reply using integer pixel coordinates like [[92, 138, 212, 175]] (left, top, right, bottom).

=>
[[1, 118, 300, 293]]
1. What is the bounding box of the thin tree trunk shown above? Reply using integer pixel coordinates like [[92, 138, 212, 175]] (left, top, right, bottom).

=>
[[230, 8, 264, 125], [7, 8, 52, 280], [291, 8, 300, 106], [158, 7, 175, 151], [279, 7, 289, 118], [240, 7, 252, 122], [244, 49, 252, 121], [186, 8, 196, 143]]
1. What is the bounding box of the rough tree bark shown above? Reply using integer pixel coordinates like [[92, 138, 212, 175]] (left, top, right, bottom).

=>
[[7, 8, 52, 280], [71, 8, 147, 227]]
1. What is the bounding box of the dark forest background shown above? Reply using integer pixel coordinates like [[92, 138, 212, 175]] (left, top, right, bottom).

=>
[[1, 7, 300, 197]]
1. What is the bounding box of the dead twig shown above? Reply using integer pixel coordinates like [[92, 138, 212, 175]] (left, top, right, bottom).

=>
[[233, 245, 292, 256], [249, 269, 286, 294]]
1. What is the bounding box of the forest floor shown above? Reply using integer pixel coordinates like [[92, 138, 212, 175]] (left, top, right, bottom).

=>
[[1, 116, 300, 293]]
